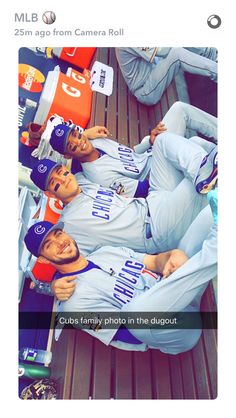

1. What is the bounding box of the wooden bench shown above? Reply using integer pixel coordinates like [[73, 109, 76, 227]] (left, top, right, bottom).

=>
[[50, 47, 217, 399]]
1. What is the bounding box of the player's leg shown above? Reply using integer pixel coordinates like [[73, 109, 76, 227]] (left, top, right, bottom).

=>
[[162, 101, 217, 142], [147, 131, 202, 192], [134, 48, 217, 105], [148, 131, 216, 192], [189, 136, 215, 153], [147, 134, 217, 249], [178, 204, 214, 257], [184, 47, 217, 61], [148, 178, 207, 251], [125, 222, 217, 353], [147, 132, 215, 249], [177, 188, 217, 258]]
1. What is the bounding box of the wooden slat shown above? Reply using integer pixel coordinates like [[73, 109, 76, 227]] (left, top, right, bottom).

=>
[[117, 62, 129, 144], [133, 351, 153, 399], [154, 101, 163, 123], [147, 105, 157, 131], [166, 81, 178, 108], [50, 328, 76, 399], [107, 48, 118, 138], [128, 93, 139, 148], [93, 48, 109, 127], [91, 339, 112, 399], [138, 102, 150, 140], [191, 283, 217, 399], [202, 329, 217, 398], [88, 90, 97, 128], [169, 355, 184, 399], [87, 49, 99, 128], [160, 92, 169, 118], [70, 331, 94, 399], [114, 350, 133, 399], [201, 282, 217, 312], [200, 284, 217, 398], [179, 351, 197, 399], [201, 283, 217, 347], [191, 337, 211, 399], [151, 350, 172, 399]]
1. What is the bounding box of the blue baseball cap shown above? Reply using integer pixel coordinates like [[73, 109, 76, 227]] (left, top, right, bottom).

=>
[[30, 159, 61, 191], [50, 124, 75, 155], [24, 221, 64, 258]]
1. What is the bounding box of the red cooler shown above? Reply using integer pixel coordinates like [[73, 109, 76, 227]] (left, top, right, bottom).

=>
[[32, 262, 56, 283], [34, 68, 92, 128], [53, 47, 96, 69]]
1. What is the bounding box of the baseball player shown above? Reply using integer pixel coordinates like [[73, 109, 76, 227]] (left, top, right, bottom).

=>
[[49, 101, 217, 198], [24, 191, 217, 354], [115, 47, 217, 105], [30, 131, 217, 257], [29, 113, 109, 162]]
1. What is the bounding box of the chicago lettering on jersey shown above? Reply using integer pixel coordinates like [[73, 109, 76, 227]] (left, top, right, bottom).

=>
[[117, 145, 140, 173], [113, 259, 144, 305], [92, 187, 115, 220]]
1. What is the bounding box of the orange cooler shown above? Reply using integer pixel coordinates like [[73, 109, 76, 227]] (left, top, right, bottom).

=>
[[53, 47, 96, 69], [34, 68, 93, 128]]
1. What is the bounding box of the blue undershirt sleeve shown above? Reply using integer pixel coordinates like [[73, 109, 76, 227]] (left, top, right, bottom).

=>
[[71, 159, 83, 174], [134, 179, 150, 198], [112, 327, 142, 345]]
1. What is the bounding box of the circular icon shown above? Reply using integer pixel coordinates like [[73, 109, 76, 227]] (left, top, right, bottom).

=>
[[34, 225, 46, 235], [42, 11, 56, 24], [207, 14, 221, 29], [55, 128, 64, 137], [38, 164, 47, 174]]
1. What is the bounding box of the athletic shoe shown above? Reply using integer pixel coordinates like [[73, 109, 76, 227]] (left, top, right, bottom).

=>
[[207, 189, 218, 224], [195, 147, 218, 194]]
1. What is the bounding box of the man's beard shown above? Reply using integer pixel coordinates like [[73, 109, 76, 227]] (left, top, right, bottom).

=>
[[44, 241, 80, 265]]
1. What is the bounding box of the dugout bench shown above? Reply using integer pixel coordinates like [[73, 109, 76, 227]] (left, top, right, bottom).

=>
[[49, 47, 217, 399]]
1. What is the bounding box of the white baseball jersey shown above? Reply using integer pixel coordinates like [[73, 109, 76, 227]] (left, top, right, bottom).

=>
[[58, 246, 162, 351], [81, 138, 152, 197], [59, 175, 156, 257]]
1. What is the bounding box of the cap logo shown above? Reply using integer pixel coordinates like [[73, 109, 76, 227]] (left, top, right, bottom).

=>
[[38, 164, 48, 174], [34, 225, 46, 235], [55, 128, 64, 137]]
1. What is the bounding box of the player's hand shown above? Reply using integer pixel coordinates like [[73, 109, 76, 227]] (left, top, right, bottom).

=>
[[162, 249, 189, 278], [27, 122, 46, 147], [51, 276, 77, 301], [150, 122, 167, 144], [83, 125, 110, 140]]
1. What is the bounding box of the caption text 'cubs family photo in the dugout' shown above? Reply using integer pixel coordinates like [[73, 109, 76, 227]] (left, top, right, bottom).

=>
[[18, 47, 217, 400]]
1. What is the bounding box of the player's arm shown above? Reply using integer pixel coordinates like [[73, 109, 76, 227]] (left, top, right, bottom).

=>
[[149, 122, 167, 144], [29, 276, 76, 300], [143, 249, 189, 278], [134, 122, 167, 154], [83, 125, 110, 140], [51, 276, 77, 301]]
